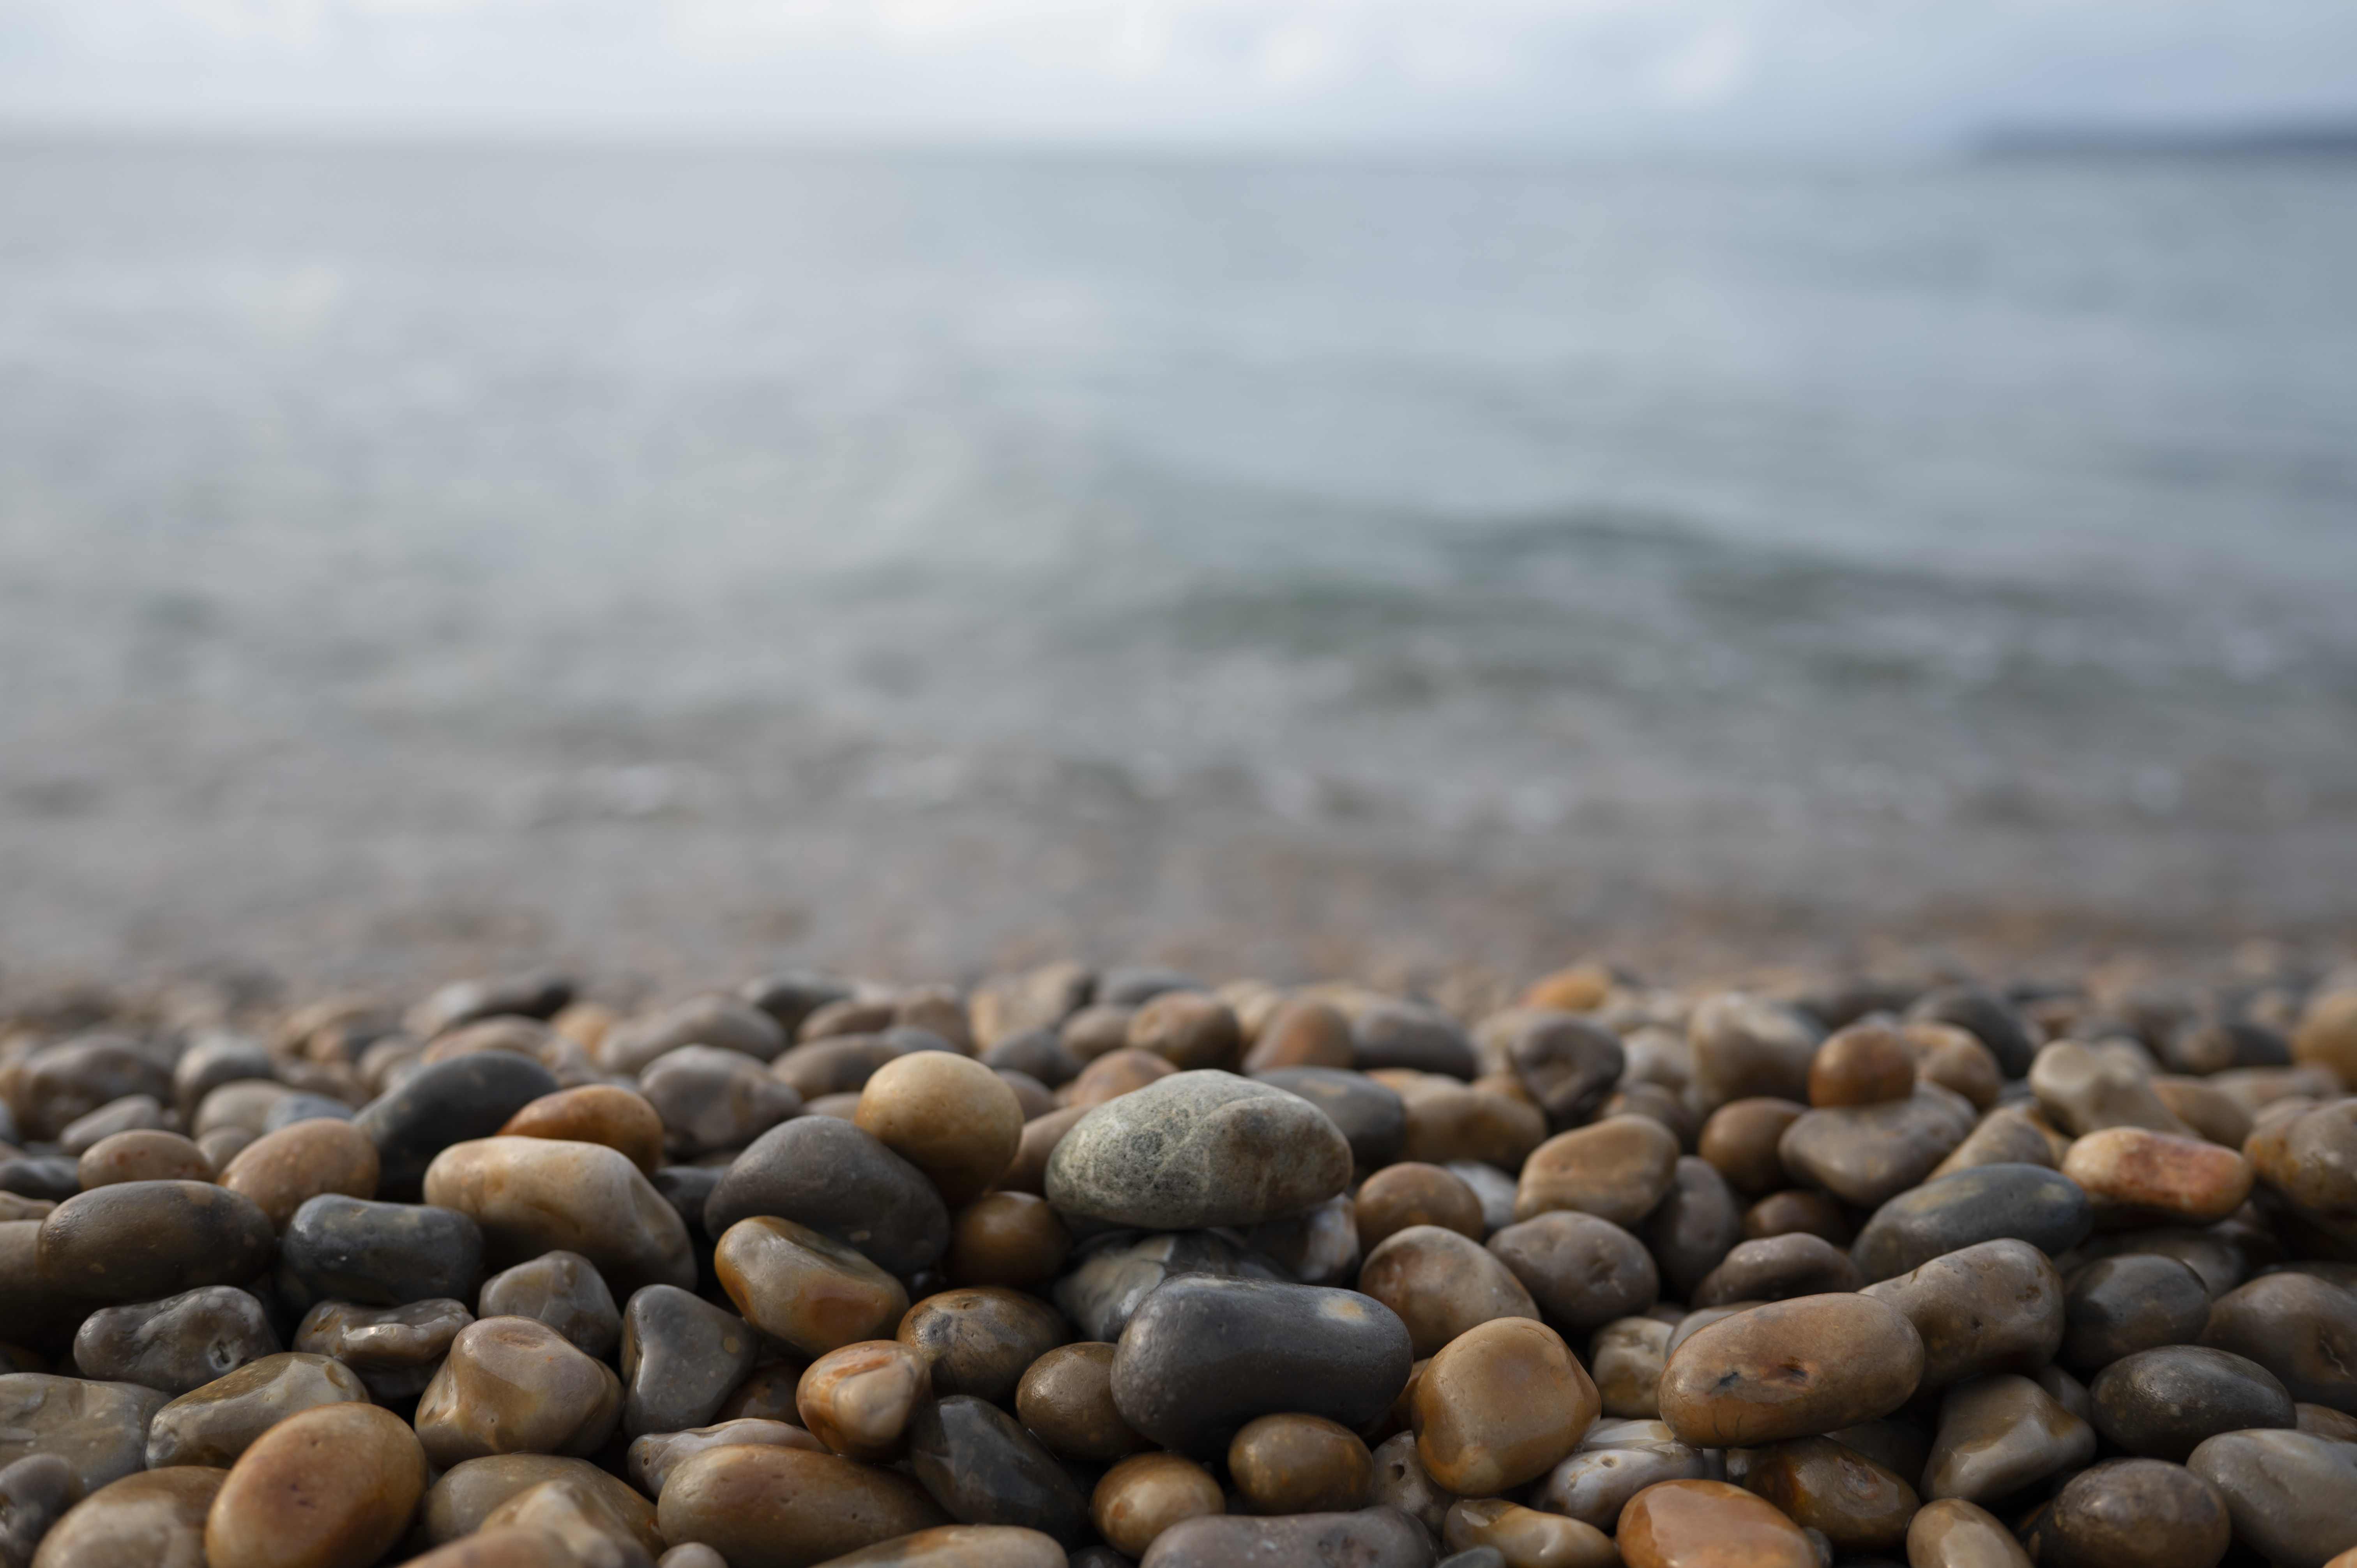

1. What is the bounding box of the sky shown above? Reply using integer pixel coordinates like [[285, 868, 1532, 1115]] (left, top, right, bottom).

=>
[[2, 0, 2355, 154]]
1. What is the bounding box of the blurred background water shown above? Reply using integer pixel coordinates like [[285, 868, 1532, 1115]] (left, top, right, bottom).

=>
[[4, 142, 2355, 989]]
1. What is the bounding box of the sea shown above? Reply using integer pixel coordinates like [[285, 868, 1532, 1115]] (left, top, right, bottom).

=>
[[3, 141, 2354, 997]]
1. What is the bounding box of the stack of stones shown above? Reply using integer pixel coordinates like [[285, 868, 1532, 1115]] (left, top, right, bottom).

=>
[[2, 959, 2355, 1568]]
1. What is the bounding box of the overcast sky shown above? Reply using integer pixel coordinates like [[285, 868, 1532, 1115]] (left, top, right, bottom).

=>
[[4, 0, 2355, 153]]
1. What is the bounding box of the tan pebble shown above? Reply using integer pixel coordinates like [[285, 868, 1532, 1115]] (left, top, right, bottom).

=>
[[217, 1119, 380, 1229], [413, 1316, 624, 1469], [2146, 1076, 2253, 1149], [1515, 1115, 1681, 1227], [2061, 1127, 2253, 1227], [1354, 1162, 1485, 1253], [1060, 1050, 1175, 1109], [498, 1086, 667, 1175], [656, 1444, 949, 1568], [74, 1130, 214, 1190], [627, 1418, 825, 1498], [1589, 1316, 1673, 1419], [1442, 1496, 1617, 1568], [1741, 1434, 1919, 1553], [398, 1527, 579, 1568], [2028, 1041, 2192, 1138], [1015, 1342, 1149, 1463], [992, 1106, 1087, 1196], [896, 1287, 1069, 1404], [1905, 1497, 2034, 1568], [27, 1466, 224, 1568], [422, 1136, 694, 1296], [479, 1478, 656, 1568], [1523, 964, 1616, 1014], [1240, 1000, 1355, 1074], [1696, 1099, 1808, 1197], [1658, 1294, 1924, 1447], [1907, 1022, 2003, 1109], [1226, 1413, 1372, 1515], [944, 1192, 1070, 1288], [797, 1525, 1066, 1567], [1399, 1082, 1548, 1169], [771, 1039, 903, 1102], [2292, 986, 2357, 1086], [1742, 1189, 1850, 1246], [202, 1402, 426, 1568], [1857, 1238, 2064, 1393], [856, 1054, 1023, 1204], [1922, 1373, 2095, 1503], [1615, 1477, 1818, 1568], [794, 1340, 930, 1460], [293, 1298, 471, 1401], [1928, 1109, 2058, 1180], [1357, 1224, 1539, 1358], [1127, 992, 1242, 1072], [1414, 1316, 1599, 1497], [143, 1351, 370, 1469], [713, 1215, 910, 1359], [1089, 1451, 1223, 1558], [1808, 1022, 1918, 1108], [421, 1455, 662, 1556]]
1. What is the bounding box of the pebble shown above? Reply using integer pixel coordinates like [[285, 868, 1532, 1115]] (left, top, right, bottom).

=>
[[1690, 996, 1824, 1108], [638, 1047, 804, 1164], [2184, 1427, 2357, 1568], [1808, 1022, 1919, 1108], [1219, 1412, 1371, 1516], [71, 1286, 277, 1396], [1051, 1228, 1288, 1342], [943, 1192, 1070, 1289], [1110, 1276, 1413, 1457], [1242, 1000, 1357, 1074], [141, 1351, 367, 1468], [1365, 1430, 1453, 1540], [477, 1250, 622, 1359], [1358, 1224, 1541, 1357], [195, 1080, 293, 1142], [1908, 1023, 2004, 1110], [1910, 985, 2037, 1078], [217, 1119, 381, 1230], [772, 1038, 907, 1103], [34, 1182, 275, 1305], [1615, 1478, 1819, 1568], [2060, 1254, 2210, 1374], [16, 1037, 173, 1143], [1698, 1099, 1809, 1198], [1588, 1316, 1672, 1418], [1047, 1071, 1353, 1231], [1742, 1189, 1850, 1247], [1089, 1452, 1225, 1559], [2088, 1344, 2295, 1460], [1905, 1497, 2033, 1568], [1241, 1190, 1361, 1285], [0, 1159, 82, 1205], [1127, 992, 1242, 1073], [1063, 1050, 1177, 1109], [202, 1401, 427, 1568], [422, 1454, 662, 1556], [1858, 1238, 2065, 1391], [2248, 1099, 2357, 1256], [807, 1525, 1067, 1568], [599, 994, 786, 1075], [1354, 1002, 1478, 1079], [262, 1093, 359, 1134], [0, 1374, 166, 1495], [2062, 1127, 2252, 1229], [355, 1052, 560, 1201], [423, 1135, 696, 1296], [1358, 1162, 1487, 1252], [1514, 1115, 1681, 1229], [1691, 1233, 1860, 1306], [1443, 1497, 1616, 1568], [661, 1443, 947, 1566], [715, 1361, 802, 1422], [277, 1192, 486, 1311], [22, 1465, 216, 1568], [1850, 1163, 2093, 1283], [1254, 1067, 1408, 1171], [478, 1478, 657, 1568], [1534, 1421, 1721, 1534], [1504, 1014, 1626, 1128], [619, 1285, 756, 1437], [499, 1085, 667, 1174], [0, 1453, 81, 1566], [294, 1297, 473, 1400], [1659, 1294, 1925, 1447], [1741, 1435, 1918, 1554], [2147, 1076, 2254, 1150], [703, 1116, 949, 1276], [1646, 1157, 1744, 1300], [907, 1393, 1090, 1545], [2028, 1041, 2192, 1139], [1929, 1109, 2059, 1181], [74, 1130, 212, 1190], [2294, 986, 2357, 1082], [1016, 1342, 1148, 1462], [2198, 1270, 2357, 1411], [795, 1340, 931, 1459], [898, 1287, 1068, 1403], [1488, 1210, 1658, 1333], [2027, 1457, 2230, 1568], [626, 1418, 825, 1497], [1413, 1317, 1599, 1496], [714, 1216, 910, 1358], [982, 1025, 1087, 1090], [1777, 1096, 1968, 1208], [854, 1053, 1023, 1205], [1921, 1372, 2096, 1501], [414, 1315, 624, 1467]]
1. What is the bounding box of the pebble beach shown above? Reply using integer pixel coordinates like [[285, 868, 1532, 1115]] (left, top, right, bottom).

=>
[[2, 954, 2355, 1568]]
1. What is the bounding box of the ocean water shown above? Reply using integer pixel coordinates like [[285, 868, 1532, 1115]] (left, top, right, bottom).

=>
[[3, 142, 2355, 991]]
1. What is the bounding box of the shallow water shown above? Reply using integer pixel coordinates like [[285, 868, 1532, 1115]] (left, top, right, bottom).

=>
[[3, 142, 2355, 991]]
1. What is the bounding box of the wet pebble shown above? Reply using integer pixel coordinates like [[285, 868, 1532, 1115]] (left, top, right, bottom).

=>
[[423, 1135, 695, 1296], [1689, 994, 1823, 1107], [1359, 1224, 1540, 1357], [662, 1444, 950, 1568], [478, 1478, 656, 1568], [1443, 1497, 1615, 1568], [16, 1038, 173, 1144], [22, 1465, 215, 1568], [1514, 1115, 1679, 1227], [1127, 992, 1242, 1072], [2184, 1427, 2357, 1568], [599, 994, 785, 1075], [1505, 1014, 1626, 1129], [2060, 1254, 2210, 1374], [1241, 1000, 1358, 1074], [1691, 1233, 1860, 1307], [1659, 1294, 1924, 1447], [217, 1119, 380, 1230], [1741, 1435, 1918, 1554], [1050, 1228, 1286, 1343], [1062, 1049, 1177, 1109], [1358, 1162, 1486, 1252], [619, 1284, 756, 1437], [625, 1418, 824, 1497], [1143, 1506, 1431, 1568], [809, 1525, 1066, 1568], [2247, 1100, 2357, 1257], [2062, 1127, 2252, 1228], [1646, 1156, 1744, 1301], [34, 1182, 274, 1305], [1047, 1071, 1353, 1231], [1485, 1210, 1658, 1335], [1615, 1477, 1818, 1568], [1241, 1190, 1361, 1285], [414, 1314, 624, 1467], [71, 1286, 277, 1396], [1534, 1420, 1721, 1534], [293, 1297, 473, 1400], [1413, 1316, 1599, 1496], [1921, 1372, 2096, 1501], [1588, 1316, 1672, 1418], [714, 1216, 909, 1358], [142, 1351, 368, 1468], [2197, 1270, 2357, 1412], [2088, 1344, 2295, 1460], [1090, 1452, 1224, 1559], [793, 1339, 930, 1459], [1929, 1109, 2059, 1181], [944, 1193, 1071, 1289], [639, 1046, 803, 1162], [499, 1085, 666, 1175], [73, 1130, 211, 1190], [1777, 1095, 1968, 1209], [1905, 1497, 2033, 1568], [1850, 1163, 2093, 1283], [202, 1401, 427, 1568], [704, 1116, 949, 1276], [1016, 1342, 1147, 1463], [908, 1393, 1091, 1545], [423, 1454, 661, 1556], [1859, 1238, 2065, 1392], [2029, 1041, 2191, 1139], [898, 1287, 1068, 1403], [477, 1250, 622, 1359], [2028, 1457, 2230, 1568], [276, 1192, 485, 1311]]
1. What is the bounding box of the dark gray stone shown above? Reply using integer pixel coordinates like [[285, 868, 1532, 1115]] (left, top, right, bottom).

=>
[[1645, 1156, 1743, 1300], [35, 1181, 276, 1305], [277, 1193, 485, 1310], [0, 1453, 81, 1568], [478, 1251, 621, 1359], [0, 1160, 79, 1203], [1053, 1230, 1293, 1342], [1139, 1506, 1436, 1568], [355, 1052, 558, 1201], [1851, 1163, 2093, 1282], [908, 1395, 1091, 1547], [1252, 1068, 1406, 1172], [72, 1285, 279, 1396], [1352, 1004, 1476, 1080], [1908, 984, 2036, 1078], [2089, 1345, 2296, 1461], [619, 1284, 757, 1438], [262, 1093, 356, 1132], [2062, 1254, 2212, 1375], [1506, 1016, 1625, 1128], [701, 1116, 948, 1276]]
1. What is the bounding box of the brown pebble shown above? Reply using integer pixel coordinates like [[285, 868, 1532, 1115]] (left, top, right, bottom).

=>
[[293, 1298, 472, 1400], [1615, 1477, 1818, 1568], [1090, 1451, 1223, 1558], [2198, 1271, 2357, 1411], [202, 1402, 427, 1568], [1241, 1001, 1355, 1074], [2292, 987, 2357, 1085], [422, 1455, 662, 1556], [2147, 1077, 2253, 1150], [993, 1107, 1087, 1196], [1016, 1342, 1150, 1463], [1929, 1108, 2061, 1180], [1063, 1051, 1179, 1112], [2246, 1099, 2357, 1257], [897, 1287, 1069, 1404], [422, 1136, 695, 1297], [1691, 1232, 1861, 1307], [1127, 993, 1242, 1072], [1659, 1294, 1925, 1447], [1922, 1372, 2096, 1503], [498, 1086, 667, 1175], [2062, 1127, 2253, 1228], [799, 1525, 1065, 1568], [1487, 1210, 1660, 1334], [1908, 1022, 2004, 1109], [655, 1443, 950, 1568], [28, 1466, 223, 1568], [1226, 1413, 1372, 1515], [479, 1478, 656, 1568], [1857, 1238, 2064, 1393], [627, 1418, 825, 1498], [1515, 1115, 1680, 1227], [1354, 1162, 1485, 1253], [854, 1054, 1023, 1204], [217, 1119, 380, 1230], [714, 1215, 911, 1359], [74, 1130, 214, 1190], [1905, 1497, 2034, 1568], [944, 1193, 1070, 1288], [1357, 1224, 1539, 1357], [716, 1361, 807, 1423], [793, 1340, 930, 1460], [413, 1316, 624, 1469], [2030, 1457, 2230, 1568], [1414, 1316, 1599, 1496], [1698, 1099, 1809, 1198], [1809, 1022, 1918, 1107], [35, 1181, 276, 1305], [1741, 1435, 1919, 1552], [1398, 1081, 1548, 1169], [143, 1352, 369, 1469], [1589, 1317, 1673, 1419], [1443, 1496, 1617, 1568], [1742, 1189, 1851, 1247]]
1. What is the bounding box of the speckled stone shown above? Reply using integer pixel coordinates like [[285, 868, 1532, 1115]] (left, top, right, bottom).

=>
[[71, 1286, 279, 1396], [143, 1352, 368, 1469], [1046, 1072, 1353, 1231], [1252, 1068, 1406, 1172]]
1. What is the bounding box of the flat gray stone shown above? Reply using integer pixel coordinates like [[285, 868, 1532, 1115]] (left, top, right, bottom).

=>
[[1045, 1071, 1352, 1231]]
